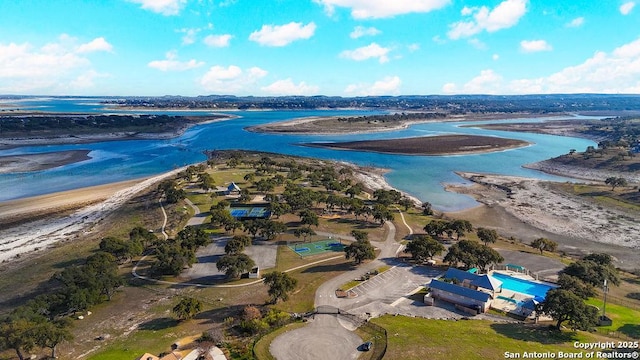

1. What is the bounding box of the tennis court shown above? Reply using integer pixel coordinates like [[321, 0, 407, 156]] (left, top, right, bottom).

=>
[[228, 206, 271, 219], [288, 239, 345, 257]]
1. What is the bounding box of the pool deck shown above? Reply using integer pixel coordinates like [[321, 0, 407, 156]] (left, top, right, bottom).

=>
[[488, 270, 555, 317]]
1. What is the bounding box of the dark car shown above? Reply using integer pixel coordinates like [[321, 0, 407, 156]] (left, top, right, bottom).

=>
[[361, 341, 372, 351]]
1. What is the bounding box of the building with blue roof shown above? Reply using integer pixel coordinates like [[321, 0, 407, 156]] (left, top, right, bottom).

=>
[[428, 267, 505, 313]]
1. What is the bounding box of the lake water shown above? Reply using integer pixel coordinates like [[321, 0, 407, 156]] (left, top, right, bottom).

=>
[[0, 98, 597, 211]]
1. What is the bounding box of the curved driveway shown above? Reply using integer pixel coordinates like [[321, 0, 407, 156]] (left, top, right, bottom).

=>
[[271, 219, 443, 360]]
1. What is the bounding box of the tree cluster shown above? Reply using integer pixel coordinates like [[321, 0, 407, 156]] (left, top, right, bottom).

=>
[[540, 253, 619, 331], [443, 239, 504, 271], [151, 227, 210, 276], [0, 250, 126, 359], [530, 237, 558, 255], [424, 219, 473, 240], [344, 230, 375, 264], [405, 234, 445, 262]]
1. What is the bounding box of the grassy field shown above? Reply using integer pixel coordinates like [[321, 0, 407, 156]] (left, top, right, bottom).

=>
[[372, 316, 621, 360], [554, 183, 640, 211], [586, 298, 640, 339]]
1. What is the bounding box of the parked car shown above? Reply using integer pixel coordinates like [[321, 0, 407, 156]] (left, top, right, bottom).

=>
[[361, 341, 372, 351]]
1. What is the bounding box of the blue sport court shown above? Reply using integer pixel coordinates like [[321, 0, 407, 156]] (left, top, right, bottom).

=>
[[288, 239, 345, 257], [228, 206, 271, 219]]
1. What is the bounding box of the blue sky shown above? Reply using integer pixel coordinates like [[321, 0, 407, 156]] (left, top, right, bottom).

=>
[[0, 0, 639, 96]]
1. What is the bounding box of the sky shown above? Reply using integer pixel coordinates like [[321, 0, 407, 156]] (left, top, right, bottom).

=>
[[0, 0, 639, 96]]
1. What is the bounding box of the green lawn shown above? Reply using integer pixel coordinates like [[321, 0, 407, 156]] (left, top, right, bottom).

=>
[[586, 298, 640, 339], [85, 316, 185, 360], [372, 316, 618, 360]]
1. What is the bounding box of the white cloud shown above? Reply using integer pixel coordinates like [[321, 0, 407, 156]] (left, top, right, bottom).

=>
[[443, 69, 504, 94], [129, 0, 186, 15], [520, 39, 552, 53], [432, 35, 446, 44], [76, 37, 113, 53], [620, 1, 635, 15], [492, 53, 500, 60], [261, 79, 319, 95], [200, 65, 268, 92], [442, 82, 457, 94], [249, 22, 316, 47], [70, 70, 109, 89], [177, 24, 213, 45], [179, 28, 198, 45], [350, 26, 381, 39], [314, 0, 450, 19], [466, 69, 504, 93], [442, 37, 640, 94], [203, 34, 233, 47], [345, 76, 401, 95], [407, 43, 420, 52], [340, 43, 391, 63], [148, 50, 204, 71], [448, 0, 528, 39], [566, 17, 584, 28], [468, 38, 487, 50], [0, 37, 110, 94]]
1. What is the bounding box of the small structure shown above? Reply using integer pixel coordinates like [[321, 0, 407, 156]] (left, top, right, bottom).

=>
[[442, 268, 503, 295], [429, 279, 492, 313], [521, 298, 539, 318], [137, 354, 160, 360], [426, 267, 505, 313], [183, 347, 227, 360], [226, 182, 241, 195], [159, 353, 182, 360], [248, 266, 260, 279]]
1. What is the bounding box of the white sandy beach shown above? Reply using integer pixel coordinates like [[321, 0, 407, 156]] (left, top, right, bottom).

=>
[[0, 168, 186, 263]]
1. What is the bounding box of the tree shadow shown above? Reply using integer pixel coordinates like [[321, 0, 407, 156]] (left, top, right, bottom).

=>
[[617, 324, 640, 339], [301, 262, 356, 273], [197, 254, 223, 263], [138, 317, 179, 331], [626, 292, 640, 300], [327, 218, 379, 229], [490, 323, 578, 344], [53, 258, 85, 269], [622, 277, 640, 285], [194, 305, 245, 324]]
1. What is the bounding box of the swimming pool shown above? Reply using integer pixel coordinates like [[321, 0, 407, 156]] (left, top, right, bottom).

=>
[[491, 272, 557, 300]]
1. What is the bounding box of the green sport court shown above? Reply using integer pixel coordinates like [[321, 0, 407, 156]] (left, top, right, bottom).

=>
[[288, 239, 345, 257]]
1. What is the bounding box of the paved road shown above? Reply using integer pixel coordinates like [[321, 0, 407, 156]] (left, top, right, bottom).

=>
[[185, 198, 208, 226], [271, 220, 448, 360]]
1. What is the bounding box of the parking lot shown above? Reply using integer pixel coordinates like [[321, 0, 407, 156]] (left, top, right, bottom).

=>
[[180, 236, 278, 283]]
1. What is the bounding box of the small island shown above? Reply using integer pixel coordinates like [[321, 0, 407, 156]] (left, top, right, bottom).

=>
[[302, 134, 530, 156]]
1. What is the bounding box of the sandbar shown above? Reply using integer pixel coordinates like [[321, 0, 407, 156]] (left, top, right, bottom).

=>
[[0, 150, 91, 174], [302, 135, 530, 156]]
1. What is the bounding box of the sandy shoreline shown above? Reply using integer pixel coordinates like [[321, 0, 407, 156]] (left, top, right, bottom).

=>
[[1, 151, 637, 270], [246, 113, 571, 135], [0, 168, 186, 263], [444, 171, 640, 267], [0, 114, 238, 150], [0, 160, 417, 264]]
